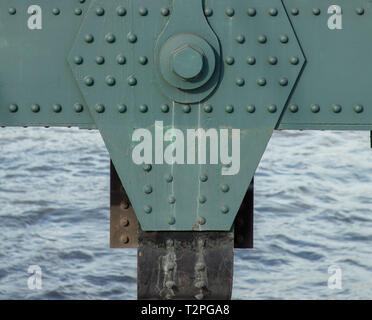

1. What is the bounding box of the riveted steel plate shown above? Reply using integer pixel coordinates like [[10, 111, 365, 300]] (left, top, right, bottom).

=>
[[0, 0, 95, 128], [279, 0, 372, 130], [69, 0, 304, 231]]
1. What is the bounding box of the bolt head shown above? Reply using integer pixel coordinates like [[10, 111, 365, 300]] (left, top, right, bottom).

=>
[[172, 45, 204, 81]]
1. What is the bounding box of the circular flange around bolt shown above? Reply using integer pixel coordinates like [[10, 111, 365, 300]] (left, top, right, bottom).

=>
[[159, 33, 216, 91]]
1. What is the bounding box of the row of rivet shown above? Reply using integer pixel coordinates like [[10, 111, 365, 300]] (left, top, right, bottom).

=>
[[74, 55, 147, 66], [225, 56, 299, 65], [8, 103, 86, 113], [92, 6, 170, 17], [290, 8, 366, 16], [82, 75, 288, 88], [287, 104, 365, 113], [8, 6, 171, 16], [227, 34, 289, 44]]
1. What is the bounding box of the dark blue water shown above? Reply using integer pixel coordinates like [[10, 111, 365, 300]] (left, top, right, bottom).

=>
[[1, 128, 372, 299]]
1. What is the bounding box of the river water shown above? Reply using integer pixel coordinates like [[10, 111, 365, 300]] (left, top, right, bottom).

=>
[[0, 128, 371, 299]]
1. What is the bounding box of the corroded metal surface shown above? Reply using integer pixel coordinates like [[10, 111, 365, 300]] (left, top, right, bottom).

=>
[[110, 161, 138, 248], [138, 230, 234, 300]]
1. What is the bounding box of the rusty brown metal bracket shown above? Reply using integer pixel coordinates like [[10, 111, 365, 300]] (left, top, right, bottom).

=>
[[110, 161, 138, 248]]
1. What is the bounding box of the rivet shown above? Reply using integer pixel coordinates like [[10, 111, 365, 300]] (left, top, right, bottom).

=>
[[143, 185, 152, 194], [75, 8, 82, 16], [269, 8, 278, 16], [53, 104, 62, 113], [165, 174, 173, 183], [204, 104, 213, 113], [96, 7, 105, 16], [236, 77, 245, 87], [257, 77, 266, 86], [121, 201, 130, 210], [9, 104, 18, 113], [143, 164, 152, 172], [161, 104, 170, 113], [291, 8, 299, 16], [138, 56, 148, 65], [52, 8, 60, 15], [105, 33, 115, 43], [225, 7, 235, 17], [268, 104, 277, 113], [183, 105, 191, 113], [122, 236, 129, 244], [8, 8, 16, 15], [279, 77, 288, 86], [247, 56, 256, 65], [289, 104, 298, 113], [199, 195, 207, 204], [258, 35, 267, 44], [128, 76, 137, 86], [168, 217, 176, 225], [117, 7, 127, 16], [221, 205, 229, 214], [74, 103, 84, 113], [122, 218, 129, 227], [31, 104, 40, 113], [236, 35, 245, 44], [198, 217, 206, 225], [247, 8, 256, 16], [127, 32, 137, 43], [354, 104, 364, 113], [200, 174, 208, 182], [280, 35, 289, 43], [168, 196, 176, 204], [268, 56, 278, 65], [204, 8, 213, 17], [117, 54, 126, 65], [118, 104, 127, 113], [139, 7, 148, 16], [95, 104, 105, 113], [311, 104, 320, 113], [246, 104, 256, 113], [74, 56, 84, 65], [144, 205, 152, 214], [332, 104, 342, 113], [95, 56, 104, 65], [221, 184, 230, 192], [225, 56, 235, 65], [290, 56, 299, 65], [106, 76, 116, 86], [161, 8, 170, 16], [356, 8, 365, 15], [312, 8, 321, 16], [139, 104, 148, 113], [225, 104, 234, 113], [84, 76, 94, 86], [84, 34, 94, 43]]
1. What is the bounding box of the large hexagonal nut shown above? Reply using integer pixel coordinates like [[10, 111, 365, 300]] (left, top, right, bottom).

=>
[[171, 45, 204, 81]]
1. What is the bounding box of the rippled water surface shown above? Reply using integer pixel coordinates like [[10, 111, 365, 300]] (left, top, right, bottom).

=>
[[1, 128, 372, 299]]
